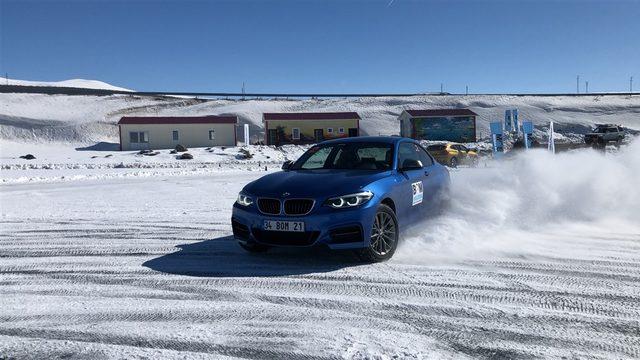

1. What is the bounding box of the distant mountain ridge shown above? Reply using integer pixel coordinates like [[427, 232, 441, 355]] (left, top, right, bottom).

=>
[[0, 77, 132, 92]]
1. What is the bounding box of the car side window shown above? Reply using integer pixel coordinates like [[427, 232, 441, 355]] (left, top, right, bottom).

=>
[[398, 143, 433, 168], [458, 145, 468, 152], [398, 143, 419, 168], [416, 145, 434, 166]]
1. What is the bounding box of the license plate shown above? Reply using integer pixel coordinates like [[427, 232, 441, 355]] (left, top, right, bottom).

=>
[[263, 220, 305, 232]]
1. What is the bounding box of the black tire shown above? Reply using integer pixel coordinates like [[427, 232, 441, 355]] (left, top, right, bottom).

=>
[[238, 241, 270, 253], [449, 157, 458, 168], [358, 204, 399, 262]]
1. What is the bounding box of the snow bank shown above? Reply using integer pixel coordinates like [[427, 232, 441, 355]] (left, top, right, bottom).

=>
[[0, 140, 308, 184]]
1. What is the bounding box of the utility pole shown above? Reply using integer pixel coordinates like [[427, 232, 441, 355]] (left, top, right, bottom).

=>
[[4, 73, 7, 85], [465, 85, 468, 95], [576, 75, 580, 94], [631, 76, 634, 93], [241, 82, 245, 100], [585, 81, 589, 94], [440, 83, 443, 94]]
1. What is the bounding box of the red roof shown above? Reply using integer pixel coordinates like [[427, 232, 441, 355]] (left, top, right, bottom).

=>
[[405, 109, 477, 117], [263, 112, 361, 121], [118, 115, 237, 125]]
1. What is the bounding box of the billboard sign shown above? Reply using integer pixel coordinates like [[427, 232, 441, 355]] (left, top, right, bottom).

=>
[[413, 116, 475, 142]]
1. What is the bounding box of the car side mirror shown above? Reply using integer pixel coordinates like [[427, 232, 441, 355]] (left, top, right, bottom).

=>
[[281, 160, 293, 170], [400, 159, 423, 171]]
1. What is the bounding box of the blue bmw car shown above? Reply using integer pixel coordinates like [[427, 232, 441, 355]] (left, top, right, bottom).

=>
[[231, 136, 450, 261]]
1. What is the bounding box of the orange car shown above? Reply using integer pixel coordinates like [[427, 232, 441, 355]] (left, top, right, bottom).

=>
[[426, 143, 478, 167]]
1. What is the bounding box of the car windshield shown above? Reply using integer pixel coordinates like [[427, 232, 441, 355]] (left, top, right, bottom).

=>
[[292, 142, 394, 171], [593, 127, 606, 133]]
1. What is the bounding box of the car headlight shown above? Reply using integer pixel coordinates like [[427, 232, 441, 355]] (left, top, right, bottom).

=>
[[236, 192, 253, 207], [325, 191, 373, 209]]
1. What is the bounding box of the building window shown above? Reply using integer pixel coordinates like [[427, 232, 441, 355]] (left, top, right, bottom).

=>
[[339, 127, 345, 134], [327, 128, 334, 134], [208, 129, 215, 140], [129, 131, 149, 143], [292, 128, 300, 140], [172, 130, 179, 141]]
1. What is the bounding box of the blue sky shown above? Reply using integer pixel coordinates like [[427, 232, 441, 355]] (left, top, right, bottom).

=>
[[1, 0, 638, 93]]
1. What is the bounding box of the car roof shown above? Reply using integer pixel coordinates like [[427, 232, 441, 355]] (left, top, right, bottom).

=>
[[320, 136, 411, 145]]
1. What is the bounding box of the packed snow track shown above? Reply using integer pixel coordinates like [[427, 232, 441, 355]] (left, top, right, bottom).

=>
[[1, 146, 640, 359]]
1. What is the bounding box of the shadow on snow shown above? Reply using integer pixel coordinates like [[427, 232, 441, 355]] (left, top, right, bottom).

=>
[[143, 235, 365, 277], [75, 142, 120, 151]]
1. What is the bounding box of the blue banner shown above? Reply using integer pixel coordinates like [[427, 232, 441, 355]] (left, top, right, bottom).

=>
[[490, 121, 504, 154]]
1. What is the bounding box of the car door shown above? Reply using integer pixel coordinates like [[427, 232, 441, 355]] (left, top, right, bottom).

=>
[[416, 144, 446, 209], [395, 142, 430, 224]]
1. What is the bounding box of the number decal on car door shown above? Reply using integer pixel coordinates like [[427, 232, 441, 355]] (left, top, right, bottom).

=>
[[411, 181, 423, 206]]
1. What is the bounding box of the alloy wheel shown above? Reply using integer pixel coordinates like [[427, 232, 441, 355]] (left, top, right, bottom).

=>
[[370, 211, 397, 256]]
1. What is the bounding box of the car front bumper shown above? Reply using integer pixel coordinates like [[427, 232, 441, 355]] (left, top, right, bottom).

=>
[[231, 202, 378, 250]]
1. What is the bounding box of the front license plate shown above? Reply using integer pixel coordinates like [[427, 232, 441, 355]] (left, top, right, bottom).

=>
[[264, 220, 305, 232]]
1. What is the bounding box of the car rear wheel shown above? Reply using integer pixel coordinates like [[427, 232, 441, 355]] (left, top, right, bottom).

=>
[[238, 241, 270, 253], [449, 157, 458, 168], [359, 204, 398, 262]]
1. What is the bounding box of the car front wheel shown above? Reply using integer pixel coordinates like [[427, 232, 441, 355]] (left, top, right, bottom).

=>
[[359, 204, 399, 262]]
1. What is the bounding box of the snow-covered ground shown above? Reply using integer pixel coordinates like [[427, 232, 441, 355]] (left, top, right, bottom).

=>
[[0, 141, 308, 184], [1, 138, 639, 358]]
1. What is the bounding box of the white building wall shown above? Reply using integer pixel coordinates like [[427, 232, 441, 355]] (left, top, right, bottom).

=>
[[398, 111, 412, 137], [119, 123, 236, 150]]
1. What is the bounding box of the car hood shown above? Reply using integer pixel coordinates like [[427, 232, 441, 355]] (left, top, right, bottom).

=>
[[243, 169, 391, 198]]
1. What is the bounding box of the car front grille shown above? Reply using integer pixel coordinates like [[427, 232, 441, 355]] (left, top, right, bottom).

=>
[[284, 199, 314, 215], [252, 229, 320, 246], [257, 198, 281, 215]]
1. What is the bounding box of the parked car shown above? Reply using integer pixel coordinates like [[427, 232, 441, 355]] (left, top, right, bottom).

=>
[[584, 124, 625, 145], [231, 136, 450, 262], [426, 143, 478, 167]]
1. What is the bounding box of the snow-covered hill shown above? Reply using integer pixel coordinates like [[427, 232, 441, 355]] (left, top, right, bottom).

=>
[[0, 79, 639, 145], [0, 77, 131, 92]]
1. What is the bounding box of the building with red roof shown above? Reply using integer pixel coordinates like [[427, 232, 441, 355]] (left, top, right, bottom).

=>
[[262, 112, 361, 145], [117, 115, 237, 150], [399, 109, 477, 142]]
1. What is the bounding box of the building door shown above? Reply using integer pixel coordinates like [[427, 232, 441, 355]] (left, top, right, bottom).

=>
[[268, 129, 278, 145], [348, 128, 358, 137], [314, 129, 324, 142]]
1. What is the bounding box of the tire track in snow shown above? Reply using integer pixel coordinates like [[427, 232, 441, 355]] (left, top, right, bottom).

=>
[[2, 188, 640, 358]]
